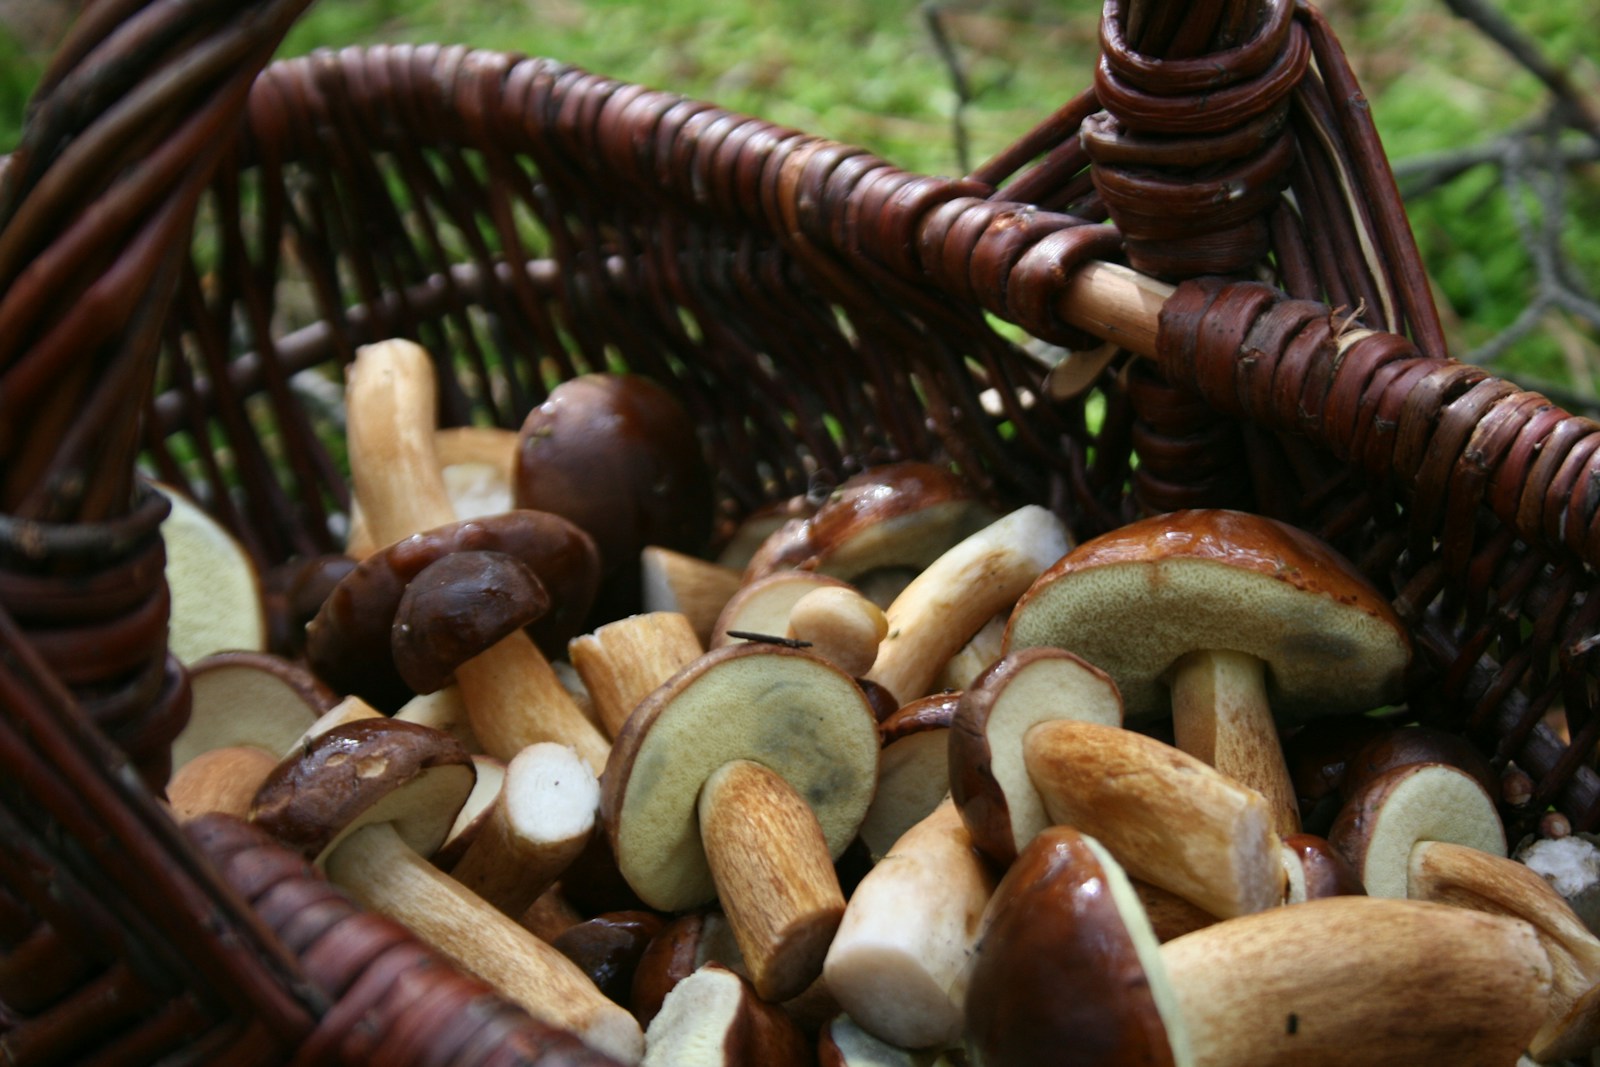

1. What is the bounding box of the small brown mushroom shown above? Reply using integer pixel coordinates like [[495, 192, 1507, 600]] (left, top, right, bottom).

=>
[[391, 549, 551, 696], [1338, 723, 1497, 803], [250, 718, 642, 1062], [602, 644, 879, 1002], [856, 692, 960, 861], [1007, 509, 1412, 840], [551, 910, 668, 1009], [630, 910, 745, 1029], [639, 963, 809, 1067]]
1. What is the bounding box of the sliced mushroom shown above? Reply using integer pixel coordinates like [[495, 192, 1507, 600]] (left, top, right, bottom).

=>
[[342, 340, 609, 771], [250, 718, 642, 1063], [824, 798, 996, 1051], [947, 647, 1125, 868], [1007, 509, 1412, 839], [174, 651, 334, 770], [857, 692, 960, 861], [640, 963, 809, 1067], [1328, 761, 1506, 899], [602, 644, 879, 1002], [710, 570, 854, 648], [155, 482, 267, 664], [865, 505, 1072, 706]]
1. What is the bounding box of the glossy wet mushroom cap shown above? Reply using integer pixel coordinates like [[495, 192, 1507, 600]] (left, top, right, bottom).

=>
[[390, 549, 550, 695]]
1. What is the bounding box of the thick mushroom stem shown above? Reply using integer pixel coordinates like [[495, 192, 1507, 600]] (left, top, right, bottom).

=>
[[1169, 648, 1300, 838], [1158, 897, 1552, 1067], [325, 820, 644, 1064], [345, 339, 609, 772], [569, 612, 703, 740], [698, 759, 848, 1004]]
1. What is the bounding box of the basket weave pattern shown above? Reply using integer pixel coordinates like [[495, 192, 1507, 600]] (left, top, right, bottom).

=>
[[3, 0, 1599, 1060]]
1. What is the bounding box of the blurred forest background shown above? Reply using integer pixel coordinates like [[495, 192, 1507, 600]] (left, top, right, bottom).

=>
[[2, 0, 1597, 404]]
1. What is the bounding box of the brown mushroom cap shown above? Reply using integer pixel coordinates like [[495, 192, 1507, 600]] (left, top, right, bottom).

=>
[[249, 718, 475, 864], [390, 549, 550, 695], [1339, 723, 1497, 803], [305, 510, 599, 709], [601, 643, 879, 912], [857, 693, 960, 861], [1004, 509, 1410, 723], [513, 372, 712, 623], [743, 462, 997, 585], [948, 647, 1124, 868], [964, 826, 1189, 1067]]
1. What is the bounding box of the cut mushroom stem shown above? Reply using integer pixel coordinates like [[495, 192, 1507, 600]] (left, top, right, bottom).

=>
[[785, 586, 889, 679], [167, 745, 282, 822], [1159, 896, 1552, 1067], [345, 339, 609, 772], [823, 798, 997, 1050], [697, 759, 848, 1007], [640, 546, 743, 648], [1408, 839, 1600, 1061], [447, 742, 599, 918], [866, 505, 1071, 705], [569, 611, 703, 740], [1168, 648, 1298, 839], [1022, 718, 1282, 918]]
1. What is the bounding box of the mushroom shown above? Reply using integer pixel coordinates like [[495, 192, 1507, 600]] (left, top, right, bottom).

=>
[[865, 505, 1072, 706], [1337, 723, 1497, 803], [154, 481, 267, 664], [342, 339, 609, 771], [1409, 839, 1600, 1061], [550, 910, 668, 1009], [1006, 508, 1412, 839], [249, 718, 643, 1063], [514, 372, 714, 626], [639, 963, 809, 1067], [857, 692, 960, 861], [818, 1014, 926, 1067], [1280, 833, 1366, 904], [602, 643, 879, 1002], [709, 570, 855, 648], [446, 741, 600, 919], [743, 462, 997, 589], [1021, 718, 1282, 918], [168, 745, 285, 823], [947, 646, 1125, 868], [823, 798, 996, 1050], [630, 910, 746, 1029], [569, 611, 704, 741], [784, 585, 889, 679], [345, 425, 519, 560], [934, 613, 1007, 693], [1328, 761, 1507, 899], [432, 753, 507, 869], [640, 547, 744, 648], [964, 826, 1553, 1067], [173, 651, 335, 770]]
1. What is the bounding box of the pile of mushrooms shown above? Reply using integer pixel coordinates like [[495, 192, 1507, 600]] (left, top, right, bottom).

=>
[[157, 338, 1600, 1067]]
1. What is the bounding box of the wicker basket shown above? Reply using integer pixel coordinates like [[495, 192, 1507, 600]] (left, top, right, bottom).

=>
[[3, 0, 1598, 1060]]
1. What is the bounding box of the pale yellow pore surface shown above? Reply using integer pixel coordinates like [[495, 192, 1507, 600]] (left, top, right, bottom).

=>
[[1356, 765, 1506, 899], [1008, 559, 1408, 721], [607, 645, 879, 912], [156, 484, 266, 664]]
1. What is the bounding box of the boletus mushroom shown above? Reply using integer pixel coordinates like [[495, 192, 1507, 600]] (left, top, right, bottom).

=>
[[1006, 508, 1412, 839], [602, 643, 879, 1002]]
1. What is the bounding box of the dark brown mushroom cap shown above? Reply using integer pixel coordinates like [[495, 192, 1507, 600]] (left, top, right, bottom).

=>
[[877, 691, 960, 745], [249, 717, 475, 864], [949, 647, 1123, 869], [1282, 833, 1367, 902], [391, 550, 550, 695], [513, 373, 712, 623], [1339, 724, 1497, 803], [304, 510, 599, 710], [744, 462, 996, 583], [964, 826, 1186, 1067], [1005, 509, 1411, 723], [600, 643, 879, 912]]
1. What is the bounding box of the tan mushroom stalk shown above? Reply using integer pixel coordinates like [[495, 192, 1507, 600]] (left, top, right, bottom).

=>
[[784, 585, 889, 679], [602, 644, 879, 1003], [640, 546, 743, 647], [1409, 839, 1600, 1061], [823, 798, 996, 1050], [963, 826, 1553, 1067], [447, 741, 600, 918], [250, 718, 643, 1063], [865, 505, 1072, 705], [569, 611, 704, 740], [1006, 509, 1412, 840], [344, 425, 520, 559], [1022, 718, 1283, 918], [343, 338, 609, 772]]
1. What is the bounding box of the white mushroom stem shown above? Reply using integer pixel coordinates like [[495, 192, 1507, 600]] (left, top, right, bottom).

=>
[[1409, 839, 1600, 1062], [1158, 896, 1553, 1067], [865, 505, 1071, 704], [325, 820, 644, 1064], [1168, 648, 1300, 839], [448, 742, 599, 918], [345, 339, 609, 772], [823, 798, 996, 1050], [569, 612, 703, 739], [1023, 718, 1283, 918], [698, 759, 848, 1004]]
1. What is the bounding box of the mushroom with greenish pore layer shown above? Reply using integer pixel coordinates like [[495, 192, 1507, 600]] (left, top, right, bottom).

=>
[[1006, 509, 1411, 839]]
